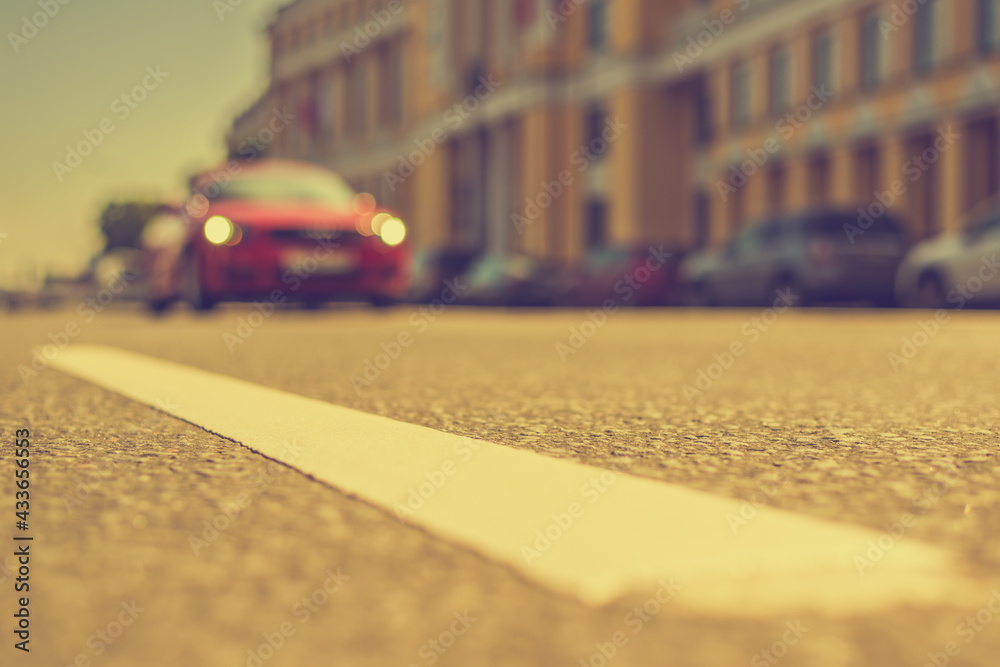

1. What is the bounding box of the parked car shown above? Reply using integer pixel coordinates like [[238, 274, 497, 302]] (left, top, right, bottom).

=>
[[564, 245, 683, 307], [407, 248, 478, 303], [140, 205, 188, 310], [144, 159, 411, 311], [680, 208, 910, 307], [895, 200, 1000, 308], [457, 254, 567, 307]]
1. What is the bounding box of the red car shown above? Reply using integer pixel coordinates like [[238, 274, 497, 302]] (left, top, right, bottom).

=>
[[146, 160, 411, 311], [564, 245, 682, 307]]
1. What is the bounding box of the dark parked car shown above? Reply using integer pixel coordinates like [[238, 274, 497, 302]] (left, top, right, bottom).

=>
[[564, 245, 682, 307], [457, 254, 567, 307], [407, 248, 478, 303], [680, 208, 910, 307]]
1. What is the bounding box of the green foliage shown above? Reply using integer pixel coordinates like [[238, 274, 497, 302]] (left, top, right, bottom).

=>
[[98, 201, 163, 251]]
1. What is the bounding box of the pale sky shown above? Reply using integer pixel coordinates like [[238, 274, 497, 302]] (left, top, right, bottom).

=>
[[0, 0, 290, 283]]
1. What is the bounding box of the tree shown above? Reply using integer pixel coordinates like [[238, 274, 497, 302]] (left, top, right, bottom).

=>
[[98, 201, 164, 252]]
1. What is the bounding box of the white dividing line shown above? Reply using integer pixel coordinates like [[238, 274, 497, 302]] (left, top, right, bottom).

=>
[[52, 345, 974, 615]]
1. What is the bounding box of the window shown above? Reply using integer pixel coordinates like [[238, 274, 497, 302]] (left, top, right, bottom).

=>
[[694, 191, 710, 249], [854, 144, 880, 202], [317, 75, 335, 147], [766, 161, 787, 214], [808, 153, 830, 204], [589, 0, 609, 52], [585, 105, 609, 158], [859, 8, 881, 92], [495, 0, 514, 66], [379, 43, 403, 128], [906, 133, 939, 236], [769, 48, 790, 116], [913, 0, 935, 74], [695, 81, 712, 146], [427, 0, 452, 87], [966, 116, 999, 210], [730, 222, 776, 257], [463, 0, 483, 61], [812, 28, 834, 92], [977, 0, 1000, 55], [585, 200, 607, 249], [348, 62, 367, 136], [728, 175, 746, 230], [730, 62, 750, 128]]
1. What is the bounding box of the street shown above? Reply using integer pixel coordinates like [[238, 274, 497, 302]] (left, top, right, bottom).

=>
[[2, 304, 999, 666]]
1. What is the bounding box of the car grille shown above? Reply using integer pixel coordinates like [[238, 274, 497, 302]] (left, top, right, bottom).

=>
[[271, 229, 363, 245]]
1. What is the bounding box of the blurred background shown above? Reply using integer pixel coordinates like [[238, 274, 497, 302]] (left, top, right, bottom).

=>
[[4, 0, 1000, 311], [8, 6, 1000, 665]]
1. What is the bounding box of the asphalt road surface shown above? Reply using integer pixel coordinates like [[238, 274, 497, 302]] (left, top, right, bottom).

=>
[[2, 302, 999, 666]]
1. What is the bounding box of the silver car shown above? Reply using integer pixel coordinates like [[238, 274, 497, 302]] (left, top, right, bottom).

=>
[[681, 209, 910, 307], [896, 204, 1000, 308]]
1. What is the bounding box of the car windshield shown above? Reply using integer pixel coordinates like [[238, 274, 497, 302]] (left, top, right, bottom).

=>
[[800, 212, 904, 238], [587, 247, 631, 268], [201, 175, 357, 208], [966, 208, 1000, 238], [468, 259, 506, 287]]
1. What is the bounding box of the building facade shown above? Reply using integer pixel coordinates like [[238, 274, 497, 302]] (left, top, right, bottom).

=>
[[697, 0, 1000, 244], [228, 0, 1000, 260]]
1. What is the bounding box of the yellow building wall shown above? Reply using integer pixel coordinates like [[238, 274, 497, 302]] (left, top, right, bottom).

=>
[[409, 139, 451, 249], [518, 106, 551, 257], [609, 87, 643, 246]]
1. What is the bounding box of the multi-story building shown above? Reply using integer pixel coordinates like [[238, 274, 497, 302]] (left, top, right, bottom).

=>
[[228, 0, 708, 261], [694, 0, 1000, 243], [228, 0, 1000, 262]]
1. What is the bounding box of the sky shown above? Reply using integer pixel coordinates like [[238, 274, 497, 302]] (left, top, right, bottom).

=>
[[0, 0, 290, 284]]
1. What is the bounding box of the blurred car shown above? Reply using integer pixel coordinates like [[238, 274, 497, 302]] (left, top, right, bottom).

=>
[[145, 159, 411, 311], [895, 200, 1000, 308], [680, 208, 910, 307], [407, 248, 478, 303], [140, 205, 188, 311], [564, 245, 682, 307], [457, 254, 566, 307]]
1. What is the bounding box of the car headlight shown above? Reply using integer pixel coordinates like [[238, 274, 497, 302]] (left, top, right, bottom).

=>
[[378, 218, 406, 246], [204, 216, 240, 245]]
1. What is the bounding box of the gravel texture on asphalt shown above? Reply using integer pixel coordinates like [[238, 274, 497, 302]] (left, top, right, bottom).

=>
[[2, 306, 999, 666]]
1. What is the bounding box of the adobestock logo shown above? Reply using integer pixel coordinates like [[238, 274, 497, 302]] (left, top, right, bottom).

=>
[[19, 270, 136, 383], [406, 611, 477, 667], [578, 578, 681, 667], [52, 66, 170, 182], [214, 0, 249, 21], [716, 86, 834, 202], [8, 0, 73, 54], [339, 0, 413, 61], [920, 590, 1000, 667], [350, 277, 467, 393], [751, 621, 809, 667], [672, 0, 751, 72], [556, 245, 673, 363], [683, 289, 798, 400], [521, 470, 618, 565], [847, 126, 960, 244], [384, 76, 501, 192], [514, 116, 628, 235]]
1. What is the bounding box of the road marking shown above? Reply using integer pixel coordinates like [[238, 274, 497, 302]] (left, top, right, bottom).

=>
[[51, 345, 975, 615]]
